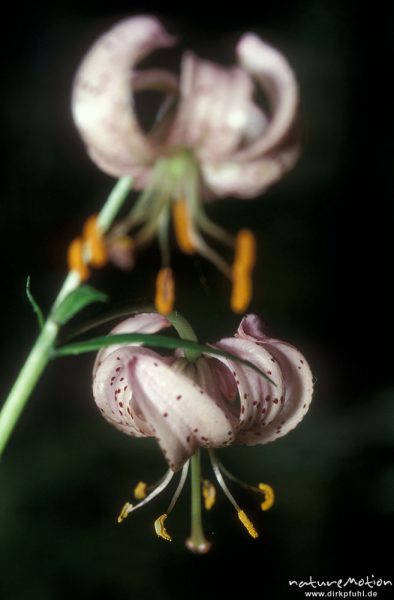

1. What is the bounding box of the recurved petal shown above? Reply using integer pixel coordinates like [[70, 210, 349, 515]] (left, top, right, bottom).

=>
[[251, 336, 313, 443], [214, 337, 285, 435], [215, 314, 313, 445], [94, 312, 170, 367], [231, 33, 300, 163], [236, 313, 267, 340], [127, 354, 235, 470], [72, 16, 177, 178], [201, 144, 300, 198], [93, 346, 159, 438], [170, 52, 265, 161]]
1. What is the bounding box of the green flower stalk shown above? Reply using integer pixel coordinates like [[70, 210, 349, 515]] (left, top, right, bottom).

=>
[[0, 176, 133, 457]]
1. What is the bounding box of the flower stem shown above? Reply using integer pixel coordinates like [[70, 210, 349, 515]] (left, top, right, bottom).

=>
[[0, 176, 133, 459], [185, 450, 211, 554]]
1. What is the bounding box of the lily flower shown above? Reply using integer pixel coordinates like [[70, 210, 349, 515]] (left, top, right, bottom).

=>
[[72, 16, 300, 314], [92, 312, 313, 551]]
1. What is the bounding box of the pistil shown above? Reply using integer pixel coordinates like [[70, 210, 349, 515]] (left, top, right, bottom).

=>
[[185, 450, 212, 554]]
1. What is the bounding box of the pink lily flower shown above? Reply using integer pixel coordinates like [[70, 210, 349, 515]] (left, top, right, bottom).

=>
[[92, 312, 313, 551], [72, 16, 300, 314]]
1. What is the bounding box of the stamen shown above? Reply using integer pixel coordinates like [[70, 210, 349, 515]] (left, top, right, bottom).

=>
[[238, 510, 259, 539], [209, 450, 260, 539], [134, 481, 147, 500], [258, 483, 275, 511], [202, 479, 216, 510], [154, 514, 172, 541], [209, 452, 239, 511], [117, 469, 174, 523], [167, 462, 189, 515], [67, 214, 108, 281], [155, 267, 175, 315], [153, 463, 189, 544], [67, 237, 90, 281], [231, 229, 256, 313], [83, 214, 108, 267], [210, 452, 275, 512], [172, 199, 196, 254], [117, 502, 133, 524]]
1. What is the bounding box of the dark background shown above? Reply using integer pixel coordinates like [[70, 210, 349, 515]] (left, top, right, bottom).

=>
[[1, 1, 393, 599]]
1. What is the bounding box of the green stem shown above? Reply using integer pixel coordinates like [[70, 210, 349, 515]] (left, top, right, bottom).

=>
[[186, 450, 211, 554], [167, 312, 200, 363], [0, 321, 59, 456], [0, 176, 133, 458]]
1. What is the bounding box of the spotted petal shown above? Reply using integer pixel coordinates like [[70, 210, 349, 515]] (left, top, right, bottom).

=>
[[92, 312, 171, 436], [94, 312, 170, 366], [127, 354, 234, 470], [201, 34, 300, 198], [72, 16, 177, 182], [233, 33, 300, 162], [215, 314, 313, 444], [201, 146, 299, 198], [93, 346, 160, 437], [170, 52, 265, 162]]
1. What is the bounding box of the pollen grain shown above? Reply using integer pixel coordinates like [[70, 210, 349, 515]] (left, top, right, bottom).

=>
[[67, 213, 108, 281], [172, 199, 196, 254], [83, 213, 108, 267], [67, 237, 90, 282], [154, 514, 172, 541], [238, 509, 259, 539], [134, 481, 147, 500], [258, 483, 275, 511], [155, 267, 175, 315], [117, 502, 133, 524], [202, 479, 216, 511], [231, 229, 256, 313]]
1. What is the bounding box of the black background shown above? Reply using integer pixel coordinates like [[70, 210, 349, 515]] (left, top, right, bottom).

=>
[[1, 1, 393, 599]]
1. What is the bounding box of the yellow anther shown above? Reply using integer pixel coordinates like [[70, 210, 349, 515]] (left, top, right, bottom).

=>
[[154, 514, 172, 541], [155, 267, 175, 315], [237, 510, 259, 539], [258, 483, 275, 511], [67, 237, 90, 282], [202, 480, 216, 511], [83, 213, 108, 268], [230, 229, 256, 314], [172, 198, 196, 255], [117, 502, 133, 524], [134, 481, 147, 501]]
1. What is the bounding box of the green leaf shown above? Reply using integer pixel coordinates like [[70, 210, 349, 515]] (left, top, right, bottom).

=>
[[52, 333, 275, 384], [25, 276, 45, 330], [51, 286, 109, 326]]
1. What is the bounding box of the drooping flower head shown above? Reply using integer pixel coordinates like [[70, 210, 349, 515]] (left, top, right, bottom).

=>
[[72, 16, 300, 314], [92, 312, 313, 550]]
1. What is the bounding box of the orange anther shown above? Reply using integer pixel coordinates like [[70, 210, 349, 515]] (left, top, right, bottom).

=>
[[67, 237, 90, 282], [172, 199, 196, 255], [83, 214, 108, 268], [234, 229, 256, 270], [155, 268, 175, 315], [230, 229, 256, 314]]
